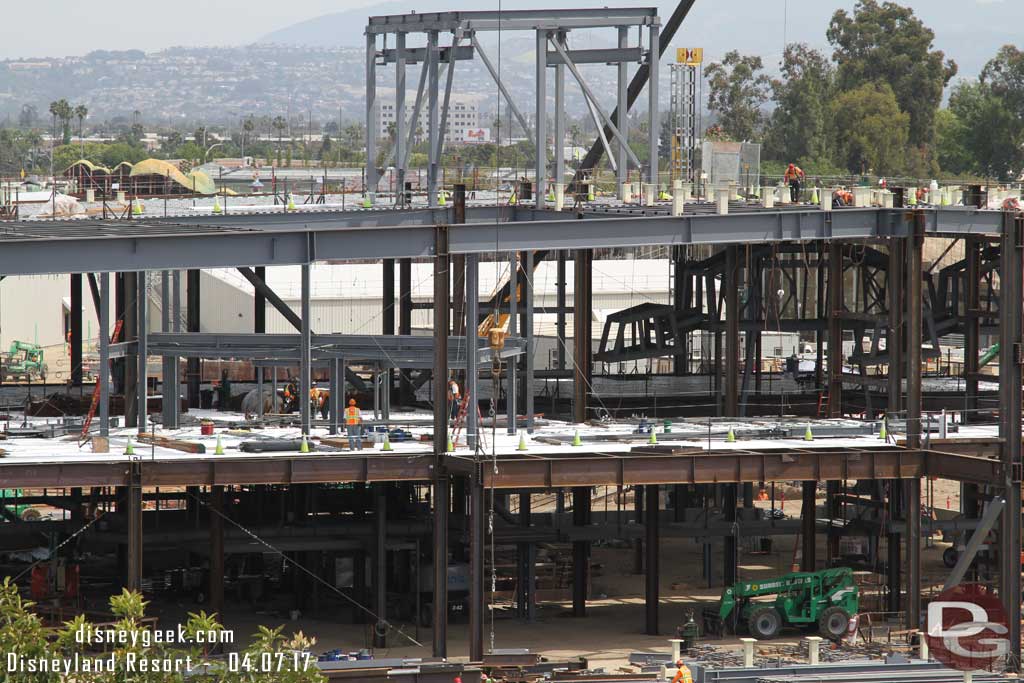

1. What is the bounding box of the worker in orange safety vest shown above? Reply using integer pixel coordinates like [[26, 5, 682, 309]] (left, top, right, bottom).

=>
[[784, 163, 805, 203], [671, 660, 693, 683], [345, 398, 363, 451]]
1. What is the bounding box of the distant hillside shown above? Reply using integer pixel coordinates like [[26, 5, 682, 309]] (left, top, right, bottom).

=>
[[258, 0, 1024, 79]]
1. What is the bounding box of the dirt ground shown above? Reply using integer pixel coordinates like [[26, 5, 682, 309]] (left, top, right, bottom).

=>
[[138, 481, 960, 671]]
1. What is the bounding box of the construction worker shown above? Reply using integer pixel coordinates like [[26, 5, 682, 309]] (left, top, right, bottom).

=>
[[448, 377, 461, 424], [832, 189, 853, 208], [671, 660, 693, 683], [784, 163, 805, 203], [345, 398, 363, 451]]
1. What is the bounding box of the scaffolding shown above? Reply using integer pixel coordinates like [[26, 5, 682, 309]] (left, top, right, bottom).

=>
[[670, 62, 699, 184]]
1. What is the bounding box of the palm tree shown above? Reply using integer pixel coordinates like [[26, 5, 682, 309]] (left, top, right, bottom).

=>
[[271, 116, 287, 167], [242, 116, 255, 161], [74, 105, 88, 158]]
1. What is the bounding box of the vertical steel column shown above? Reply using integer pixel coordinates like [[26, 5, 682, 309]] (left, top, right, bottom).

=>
[[254, 266, 266, 333], [557, 253, 567, 372], [137, 273, 148, 433], [329, 359, 340, 435], [725, 246, 739, 415], [99, 273, 110, 436], [507, 253, 518, 434], [554, 33, 566, 189], [374, 484, 388, 648], [170, 271, 181, 427], [124, 272, 138, 427], [467, 253, 479, 450], [186, 269, 200, 408], [432, 226, 450, 658], [427, 31, 440, 207], [300, 264, 312, 434], [905, 214, 924, 632], [382, 258, 395, 419], [70, 274, 83, 387], [469, 464, 485, 660], [524, 251, 535, 432], [722, 484, 737, 585], [535, 30, 548, 205], [965, 236, 980, 419], [616, 27, 628, 195], [888, 240, 904, 416], [517, 492, 534, 620], [999, 212, 1023, 670], [828, 244, 843, 417], [399, 259, 413, 404], [645, 484, 659, 635], [572, 486, 590, 616], [365, 32, 377, 196], [161, 271, 176, 427], [126, 463, 143, 591], [573, 251, 592, 422], [209, 485, 225, 618], [395, 32, 407, 205], [801, 481, 816, 571], [647, 23, 660, 186]]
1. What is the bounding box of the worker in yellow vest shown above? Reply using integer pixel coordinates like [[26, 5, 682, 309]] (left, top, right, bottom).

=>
[[345, 398, 363, 451], [672, 660, 693, 683]]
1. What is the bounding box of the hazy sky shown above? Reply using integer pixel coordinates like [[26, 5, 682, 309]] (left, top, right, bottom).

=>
[[0, 0, 1011, 62]]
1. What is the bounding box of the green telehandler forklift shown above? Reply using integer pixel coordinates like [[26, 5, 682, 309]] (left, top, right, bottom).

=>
[[715, 567, 859, 640]]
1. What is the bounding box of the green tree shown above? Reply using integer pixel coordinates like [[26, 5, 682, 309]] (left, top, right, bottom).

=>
[[933, 108, 971, 176], [764, 44, 834, 164], [0, 578, 61, 683], [948, 80, 1020, 180], [704, 51, 770, 141], [830, 82, 909, 175], [980, 45, 1024, 116], [827, 0, 956, 148], [74, 104, 88, 157]]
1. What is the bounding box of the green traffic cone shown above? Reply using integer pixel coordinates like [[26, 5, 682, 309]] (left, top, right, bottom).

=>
[[447, 431, 454, 452], [517, 431, 528, 452], [438, 191, 447, 206], [908, 191, 917, 206], [212, 198, 222, 214], [133, 201, 143, 215], [300, 435, 310, 453], [382, 433, 393, 451], [572, 430, 582, 447], [214, 434, 224, 455], [587, 190, 595, 201], [362, 194, 372, 208], [810, 188, 819, 204], [648, 428, 658, 445], [879, 417, 887, 440], [726, 428, 736, 443], [804, 425, 814, 441], [287, 194, 296, 211], [124, 437, 135, 455]]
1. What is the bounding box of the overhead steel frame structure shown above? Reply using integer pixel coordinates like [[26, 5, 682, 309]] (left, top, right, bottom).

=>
[[0, 204, 1021, 667], [364, 9, 660, 206]]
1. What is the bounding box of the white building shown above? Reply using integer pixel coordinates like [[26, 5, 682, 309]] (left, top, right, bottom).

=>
[[374, 97, 481, 144]]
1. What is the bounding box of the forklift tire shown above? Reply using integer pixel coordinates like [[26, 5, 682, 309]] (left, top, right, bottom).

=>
[[748, 607, 782, 639], [818, 606, 850, 640], [942, 547, 959, 569]]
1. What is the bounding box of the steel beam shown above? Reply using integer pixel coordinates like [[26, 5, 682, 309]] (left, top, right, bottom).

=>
[[647, 23, 659, 186], [394, 33, 407, 205], [616, 27, 629, 193], [645, 484, 659, 635], [374, 484, 388, 648], [300, 264, 311, 434], [381, 44, 473, 64], [905, 215, 924, 632], [801, 481, 816, 571], [432, 224, 450, 658], [536, 30, 548, 206], [545, 47, 644, 65], [366, 32, 378, 195], [828, 244, 843, 417], [137, 272, 148, 433], [999, 212, 1023, 670], [366, 8, 658, 34], [572, 486, 590, 616], [943, 497, 1004, 591], [725, 246, 739, 416], [209, 485, 225, 618], [965, 236, 980, 418], [99, 273, 110, 436], [524, 251, 535, 432], [126, 463, 143, 591], [70, 274, 83, 387], [573, 250, 592, 422], [427, 30, 440, 208], [554, 38, 566, 189], [470, 33, 533, 141], [469, 464, 485, 661], [186, 270, 200, 408], [467, 253, 479, 450], [508, 253, 518, 435], [887, 239, 903, 416]]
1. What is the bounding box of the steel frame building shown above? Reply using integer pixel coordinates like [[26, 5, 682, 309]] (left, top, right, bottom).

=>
[[364, 8, 661, 205]]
